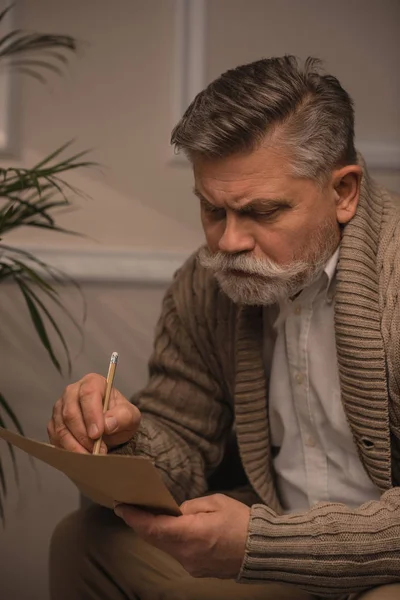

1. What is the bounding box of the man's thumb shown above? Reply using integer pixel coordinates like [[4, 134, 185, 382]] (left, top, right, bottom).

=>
[[180, 493, 226, 515]]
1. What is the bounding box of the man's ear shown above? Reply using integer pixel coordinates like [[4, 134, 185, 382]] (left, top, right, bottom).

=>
[[332, 165, 362, 225]]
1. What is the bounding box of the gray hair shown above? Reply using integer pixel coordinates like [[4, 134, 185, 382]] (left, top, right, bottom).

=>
[[171, 56, 357, 182]]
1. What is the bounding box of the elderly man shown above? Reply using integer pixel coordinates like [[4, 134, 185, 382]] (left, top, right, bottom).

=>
[[48, 56, 400, 600]]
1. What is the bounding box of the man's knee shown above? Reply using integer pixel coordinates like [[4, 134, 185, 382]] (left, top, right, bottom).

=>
[[352, 583, 400, 599], [51, 508, 83, 554], [50, 505, 135, 600], [49, 508, 89, 600], [51, 505, 106, 559]]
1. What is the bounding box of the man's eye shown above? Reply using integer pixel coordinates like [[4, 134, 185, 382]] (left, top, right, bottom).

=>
[[201, 203, 225, 219], [253, 209, 280, 221]]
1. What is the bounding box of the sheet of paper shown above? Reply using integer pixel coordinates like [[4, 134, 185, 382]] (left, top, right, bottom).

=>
[[0, 426, 181, 516]]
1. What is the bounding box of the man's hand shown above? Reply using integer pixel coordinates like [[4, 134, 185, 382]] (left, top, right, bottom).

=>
[[114, 493, 250, 579], [47, 373, 141, 454]]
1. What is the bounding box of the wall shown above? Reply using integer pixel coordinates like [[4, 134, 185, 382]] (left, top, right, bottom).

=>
[[0, 1, 399, 598], [4, 0, 400, 254]]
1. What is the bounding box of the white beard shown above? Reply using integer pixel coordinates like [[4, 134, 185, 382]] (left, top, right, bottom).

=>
[[198, 221, 339, 306]]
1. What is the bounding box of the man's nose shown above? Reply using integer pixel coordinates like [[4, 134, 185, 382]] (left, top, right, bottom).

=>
[[217, 214, 255, 254]]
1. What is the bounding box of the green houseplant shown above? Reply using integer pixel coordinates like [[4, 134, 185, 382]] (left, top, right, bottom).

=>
[[0, 5, 92, 519]]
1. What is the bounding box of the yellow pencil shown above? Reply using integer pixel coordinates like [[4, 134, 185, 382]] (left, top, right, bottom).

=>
[[92, 351, 119, 455]]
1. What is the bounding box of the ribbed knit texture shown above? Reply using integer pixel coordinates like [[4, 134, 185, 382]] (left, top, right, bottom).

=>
[[114, 163, 400, 598]]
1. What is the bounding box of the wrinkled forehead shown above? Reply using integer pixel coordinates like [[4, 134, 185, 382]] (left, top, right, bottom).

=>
[[194, 152, 312, 210], [192, 146, 296, 202]]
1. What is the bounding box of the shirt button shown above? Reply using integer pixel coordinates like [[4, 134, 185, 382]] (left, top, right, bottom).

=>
[[295, 372, 304, 384], [305, 436, 316, 447], [294, 305, 301, 315]]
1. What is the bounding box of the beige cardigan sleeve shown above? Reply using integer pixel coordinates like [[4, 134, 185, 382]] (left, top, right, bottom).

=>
[[238, 488, 400, 596], [113, 259, 234, 505]]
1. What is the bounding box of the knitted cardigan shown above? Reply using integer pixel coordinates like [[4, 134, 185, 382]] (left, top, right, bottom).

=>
[[115, 164, 400, 598]]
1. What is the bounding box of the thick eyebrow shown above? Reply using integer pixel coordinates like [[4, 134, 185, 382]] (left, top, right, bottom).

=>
[[237, 198, 293, 214], [192, 188, 293, 214], [193, 188, 208, 202]]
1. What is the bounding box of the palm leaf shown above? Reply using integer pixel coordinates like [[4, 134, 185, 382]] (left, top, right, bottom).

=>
[[0, 195, 57, 226], [0, 397, 22, 487], [0, 250, 85, 374], [16, 278, 72, 375], [0, 488, 4, 527], [32, 140, 79, 169], [0, 28, 21, 50], [0, 5, 11, 21], [0, 244, 68, 281], [0, 155, 95, 197], [4, 258, 56, 293], [0, 247, 60, 281], [23, 223, 81, 236], [0, 145, 96, 239], [10, 66, 47, 84], [0, 453, 6, 495], [0, 9, 77, 109], [0, 399, 38, 522], [0, 34, 76, 58], [0, 245, 87, 323], [15, 279, 62, 373], [0, 391, 26, 436], [9, 59, 64, 76]]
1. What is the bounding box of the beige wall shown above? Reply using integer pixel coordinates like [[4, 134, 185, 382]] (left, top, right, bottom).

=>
[[207, 0, 400, 143], [5, 0, 400, 253], [0, 1, 399, 598]]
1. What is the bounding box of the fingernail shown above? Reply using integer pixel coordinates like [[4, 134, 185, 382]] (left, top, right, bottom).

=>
[[88, 424, 99, 438], [105, 416, 117, 433], [114, 505, 123, 518], [100, 443, 108, 455]]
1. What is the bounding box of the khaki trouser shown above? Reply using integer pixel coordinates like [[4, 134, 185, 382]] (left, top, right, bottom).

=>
[[49, 505, 400, 600]]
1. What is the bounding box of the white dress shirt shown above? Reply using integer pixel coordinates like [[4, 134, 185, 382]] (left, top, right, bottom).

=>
[[265, 248, 381, 512]]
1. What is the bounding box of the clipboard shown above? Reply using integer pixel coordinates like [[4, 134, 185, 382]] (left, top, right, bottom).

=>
[[0, 426, 181, 516]]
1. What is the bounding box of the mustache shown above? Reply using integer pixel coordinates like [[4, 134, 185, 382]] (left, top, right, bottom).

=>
[[197, 246, 307, 280]]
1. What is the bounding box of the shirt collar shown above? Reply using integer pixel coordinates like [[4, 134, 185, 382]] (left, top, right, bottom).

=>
[[271, 246, 340, 329], [323, 245, 340, 289], [283, 244, 340, 309]]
